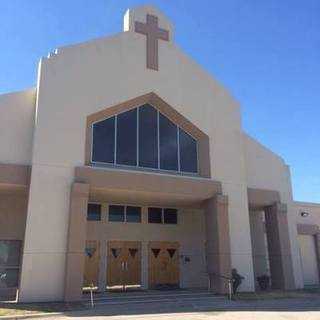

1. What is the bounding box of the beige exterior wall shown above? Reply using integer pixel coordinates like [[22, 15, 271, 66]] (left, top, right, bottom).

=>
[[86, 205, 207, 289], [295, 202, 320, 226], [18, 5, 255, 301], [0, 89, 36, 165], [298, 234, 319, 285], [244, 133, 303, 289], [295, 201, 320, 287]]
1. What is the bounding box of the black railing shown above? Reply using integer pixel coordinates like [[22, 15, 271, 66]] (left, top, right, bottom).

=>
[[208, 272, 233, 300]]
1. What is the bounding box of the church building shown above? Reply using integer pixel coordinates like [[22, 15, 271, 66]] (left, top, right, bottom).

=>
[[0, 5, 319, 302]]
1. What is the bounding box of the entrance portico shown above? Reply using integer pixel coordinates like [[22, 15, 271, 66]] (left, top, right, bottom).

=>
[[64, 166, 230, 301]]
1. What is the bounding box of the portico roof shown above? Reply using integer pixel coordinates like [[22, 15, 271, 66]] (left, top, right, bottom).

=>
[[75, 166, 221, 208]]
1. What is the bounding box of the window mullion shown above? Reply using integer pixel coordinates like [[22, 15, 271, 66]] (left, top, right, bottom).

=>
[[114, 115, 117, 164], [137, 107, 139, 167], [157, 110, 160, 169], [177, 126, 180, 172]]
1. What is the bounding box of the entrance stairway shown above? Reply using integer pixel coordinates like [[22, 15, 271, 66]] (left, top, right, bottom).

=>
[[82, 288, 226, 307]]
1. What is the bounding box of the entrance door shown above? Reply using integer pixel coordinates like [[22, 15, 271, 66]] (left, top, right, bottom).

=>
[[149, 241, 180, 288], [83, 240, 100, 288], [107, 241, 141, 289], [298, 235, 319, 286]]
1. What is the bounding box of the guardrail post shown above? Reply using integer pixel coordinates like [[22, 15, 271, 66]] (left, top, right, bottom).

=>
[[90, 283, 94, 308], [228, 279, 233, 300]]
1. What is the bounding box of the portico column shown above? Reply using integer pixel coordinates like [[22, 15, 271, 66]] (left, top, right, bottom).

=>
[[205, 194, 231, 294], [98, 240, 107, 292], [64, 182, 89, 301], [264, 202, 295, 290]]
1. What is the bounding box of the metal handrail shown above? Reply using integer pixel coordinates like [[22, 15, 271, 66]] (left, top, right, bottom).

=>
[[208, 272, 233, 300]]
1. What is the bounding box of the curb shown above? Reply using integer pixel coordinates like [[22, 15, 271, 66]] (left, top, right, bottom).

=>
[[0, 312, 62, 320]]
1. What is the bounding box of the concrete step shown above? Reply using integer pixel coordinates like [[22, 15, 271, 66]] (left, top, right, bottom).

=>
[[83, 290, 225, 306]]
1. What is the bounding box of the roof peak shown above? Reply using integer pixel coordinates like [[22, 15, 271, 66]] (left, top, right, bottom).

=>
[[123, 4, 174, 41]]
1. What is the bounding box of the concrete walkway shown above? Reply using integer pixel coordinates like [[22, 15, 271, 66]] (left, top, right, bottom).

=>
[[37, 295, 320, 320]]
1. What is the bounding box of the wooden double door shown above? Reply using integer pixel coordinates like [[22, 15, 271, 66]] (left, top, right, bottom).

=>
[[107, 241, 141, 288], [149, 241, 180, 288], [83, 240, 100, 288]]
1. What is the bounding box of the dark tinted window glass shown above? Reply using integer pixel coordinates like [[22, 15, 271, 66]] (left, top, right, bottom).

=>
[[109, 205, 125, 222], [163, 208, 178, 224], [92, 117, 115, 163], [159, 114, 178, 171], [116, 109, 137, 166], [87, 203, 101, 221], [179, 129, 198, 173], [0, 241, 21, 267], [126, 206, 141, 223], [0, 268, 19, 287], [148, 207, 162, 223], [139, 105, 158, 168]]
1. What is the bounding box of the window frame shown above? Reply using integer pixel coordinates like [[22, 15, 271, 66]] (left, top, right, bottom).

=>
[[163, 208, 178, 225], [148, 207, 163, 224], [91, 116, 115, 164], [147, 207, 178, 225], [108, 204, 142, 223], [87, 202, 102, 221], [90, 104, 199, 175], [0, 240, 22, 289]]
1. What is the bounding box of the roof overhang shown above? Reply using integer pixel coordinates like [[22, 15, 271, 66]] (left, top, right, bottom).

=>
[[75, 166, 221, 208]]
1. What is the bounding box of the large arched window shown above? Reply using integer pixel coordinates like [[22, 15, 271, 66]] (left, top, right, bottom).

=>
[[91, 104, 198, 174]]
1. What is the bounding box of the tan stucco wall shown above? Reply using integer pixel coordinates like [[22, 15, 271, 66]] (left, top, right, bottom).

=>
[[295, 202, 320, 226], [19, 5, 280, 300], [244, 133, 313, 289], [86, 205, 207, 289], [295, 201, 320, 286], [0, 89, 36, 165]]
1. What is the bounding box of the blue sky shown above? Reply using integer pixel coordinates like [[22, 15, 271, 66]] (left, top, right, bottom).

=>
[[0, 0, 319, 202]]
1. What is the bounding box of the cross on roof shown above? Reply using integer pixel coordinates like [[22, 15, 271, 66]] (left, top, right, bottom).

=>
[[135, 14, 169, 71]]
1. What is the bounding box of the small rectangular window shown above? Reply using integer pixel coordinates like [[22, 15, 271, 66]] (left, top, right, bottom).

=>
[[0, 240, 21, 288], [109, 205, 125, 222], [0, 268, 20, 288], [148, 207, 162, 223], [163, 208, 178, 224], [126, 206, 141, 223], [87, 203, 101, 221]]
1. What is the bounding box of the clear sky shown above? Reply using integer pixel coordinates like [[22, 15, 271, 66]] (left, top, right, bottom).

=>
[[0, 0, 319, 203]]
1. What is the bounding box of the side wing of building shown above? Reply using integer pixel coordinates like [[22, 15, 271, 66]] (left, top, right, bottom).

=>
[[0, 88, 36, 298]]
